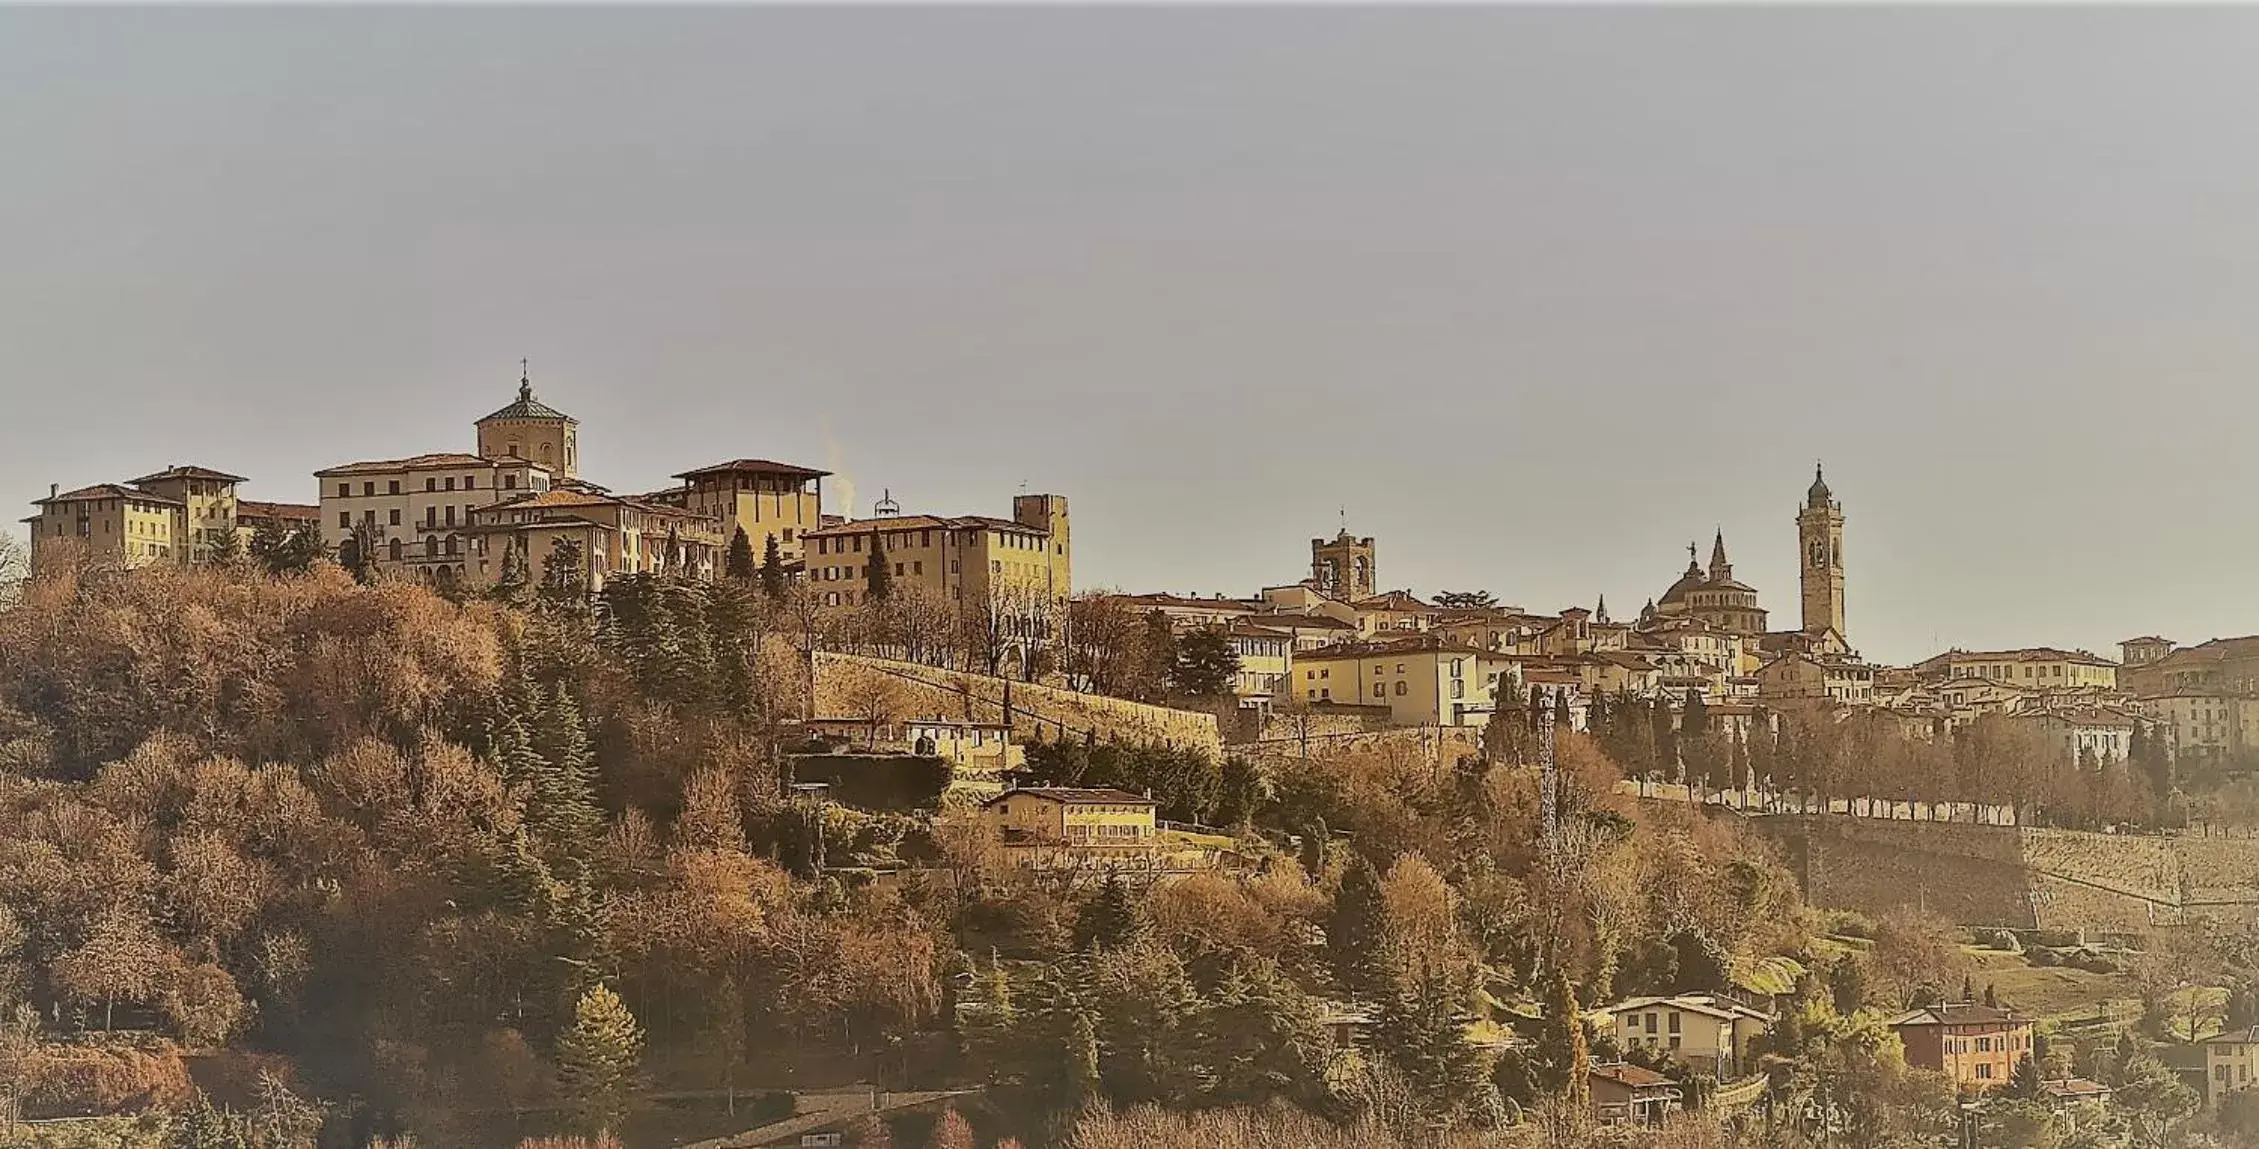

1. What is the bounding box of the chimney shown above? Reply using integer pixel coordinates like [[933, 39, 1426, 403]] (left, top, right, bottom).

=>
[[49, 483, 58, 499]]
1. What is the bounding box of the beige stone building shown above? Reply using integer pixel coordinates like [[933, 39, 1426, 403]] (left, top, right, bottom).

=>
[[317, 452, 556, 583], [648, 458, 829, 563], [465, 488, 724, 587], [1756, 652, 1876, 705], [25, 465, 315, 575], [1916, 647, 2120, 691], [476, 374, 580, 479], [1292, 633, 1496, 726], [801, 494, 1071, 610]]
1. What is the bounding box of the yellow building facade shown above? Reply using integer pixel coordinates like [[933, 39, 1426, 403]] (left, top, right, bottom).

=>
[[1293, 634, 1495, 726], [801, 495, 1071, 609], [656, 458, 829, 563], [981, 787, 1158, 846]]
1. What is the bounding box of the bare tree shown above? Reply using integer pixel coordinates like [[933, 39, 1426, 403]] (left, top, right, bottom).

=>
[[0, 533, 25, 605]]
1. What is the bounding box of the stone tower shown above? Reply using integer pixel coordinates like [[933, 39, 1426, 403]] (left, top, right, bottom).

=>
[[1311, 529, 1376, 601], [1798, 464, 1846, 637], [476, 366, 579, 479]]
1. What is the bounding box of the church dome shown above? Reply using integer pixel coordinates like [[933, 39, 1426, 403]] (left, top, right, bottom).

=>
[[1658, 562, 1705, 607]]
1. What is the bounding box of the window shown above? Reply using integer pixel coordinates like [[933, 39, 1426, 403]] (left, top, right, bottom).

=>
[[504, 474, 518, 490], [389, 538, 403, 561], [362, 482, 375, 497], [339, 512, 351, 529], [387, 480, 400, 495], [425, 478, 436, 492], [388, 509, 401, 526], [1976, 1064, 1993, 1081], [337, 483, 350, 498], [464, 475, 476, 489], [1373, 685, 1384, 699], [895, 562, 904, 576], [914, 561, 924, 575], [1667, 1013, 1681, 1034], [1645, 1013, 1658, 1032], [444, 506, 457, 527]]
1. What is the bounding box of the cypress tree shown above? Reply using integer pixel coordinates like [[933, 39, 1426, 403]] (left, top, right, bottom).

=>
[[1062, 1007, 1102, 1110], [1327, 855, 1391, 996], [1375, 963, 1489, 1114], [724, 526, 756, 581], [864, 536, 892, 602], [759, 533, 788, 603], [1531, 966, 1589, 1106], [1650, 697, 1678, 780]]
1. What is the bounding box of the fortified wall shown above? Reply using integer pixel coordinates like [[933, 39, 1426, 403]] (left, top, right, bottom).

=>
[[1750, 815, 2259, 932], [810, 652, 1224, 758]]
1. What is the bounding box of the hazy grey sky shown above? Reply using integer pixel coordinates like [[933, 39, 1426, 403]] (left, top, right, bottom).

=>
[[5, 7, 2256, 664]]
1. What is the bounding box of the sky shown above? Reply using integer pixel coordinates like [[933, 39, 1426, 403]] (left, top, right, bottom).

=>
[[4, 7, 2258, 666]]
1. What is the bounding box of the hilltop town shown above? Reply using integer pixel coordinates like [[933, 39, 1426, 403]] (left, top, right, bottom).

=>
[[19, 374, 2254, 789], [9, 376, 2259, 1149]]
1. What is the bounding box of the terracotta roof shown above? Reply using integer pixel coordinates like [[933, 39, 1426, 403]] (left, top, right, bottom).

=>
[[36, 483, 183, 507], [1890, 1003, 2021, 1028], [1296, 633, 1486, 660], [2042, 1078, 2113, 1100], [2204, 1025, 2259, 1045], [805, 514, 1045, 539], [1589, 1062, 1676, 1089], [236, 500, 319, 521], [1936, 647, 2118, 668], [674, 458, 830, 480], [478, 380, 575, 424], [484, 489, 622, 511], [2156, 636, 2259, 668], [128, 464, 248, 485], [1353, 590, 1433, 612], [981, 787, 1156, 807], [2120, 636, 2174, 646], [1598, 994, 1772, 1023], [315, 453, 513, 477], [1258, 614, 1357, 631]]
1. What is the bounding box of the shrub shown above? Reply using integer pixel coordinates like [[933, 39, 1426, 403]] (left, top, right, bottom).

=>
[[24, 1042, 196, 1117], [1988, 930, 2022, 953], [2028, 948, 2062, 968], [1823, 910, 1877, 940]]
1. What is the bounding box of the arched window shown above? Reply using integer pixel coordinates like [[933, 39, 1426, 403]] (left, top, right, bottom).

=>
[[423, 534, 438, 557], [541, 442, 553, 462], [445, 535, 460, 557], [388, 538, 403, 562]]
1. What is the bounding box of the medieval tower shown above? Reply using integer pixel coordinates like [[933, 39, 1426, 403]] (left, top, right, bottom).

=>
[[1798, 464, 1846, 638], [1311, 529, 1376, 601]]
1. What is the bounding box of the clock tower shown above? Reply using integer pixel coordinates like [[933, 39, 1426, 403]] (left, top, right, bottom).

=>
[[1798, 464, 1846, 638]]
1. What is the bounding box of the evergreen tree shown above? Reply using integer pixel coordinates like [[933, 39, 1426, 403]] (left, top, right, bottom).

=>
[[1327, 855, 1391, 996], [249, 521, 321, 577], [555, 984, 646, 1134], [1074, 874, 1139, 953], [492, 545, 531, 607], [528, 683, 604, 859], [540, 538, 590, 607], [1531, 966, 1589, 1107], [759, 533, 788, 603], [724, 526, 756, 581], [1375, 963, 1491, 1116], [2009, 1051, 2044, 1099], [1062, 1007, 1102, 1111], [1984, 982, 1999, 1009], [1169, 629, 1241, 698], [1829, 955, 1868, 1015], [205, 527, 244, 565], [1650, 698, 1679, 781], [864, 537, 892, 602], [1961, 973, 1975, 1004]]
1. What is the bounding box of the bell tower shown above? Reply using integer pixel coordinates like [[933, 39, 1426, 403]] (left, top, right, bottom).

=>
[[1311, 529, 1376, 601], [1798, 464, 1846, 637]]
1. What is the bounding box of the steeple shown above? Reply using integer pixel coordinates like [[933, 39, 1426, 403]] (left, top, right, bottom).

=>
[[1807, 461, 1832, 507], [1595, 594, 1610, 625], [1708, 529, 1732, 581]]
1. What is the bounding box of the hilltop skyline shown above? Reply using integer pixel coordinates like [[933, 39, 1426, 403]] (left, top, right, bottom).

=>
[[10, 8, 2259, 664]]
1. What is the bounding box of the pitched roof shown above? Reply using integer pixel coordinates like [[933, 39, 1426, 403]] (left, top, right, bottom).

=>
[[2042, 1078, 2113, 1100], [804, 514, 1045, 539], [1111, 593, 1257, 613], [1936, 647, 2118, 668], [2204, 1025, 2259, 1045], [1598, 994, 1771, 1023], [1889, 1003, 2021, 1028], [674, 458, 830, 480], [128, 464, 248, 485], [1589, 1062, 1677, 1089], [477, 379, 575, 423], [981, 787, 1156, 807], [1296, 633, 1485, 660], [36, 483, 183, 507], [235, 500, 319, 521], [315, 452, 518, 477], [1353, 590, 1433, 612]]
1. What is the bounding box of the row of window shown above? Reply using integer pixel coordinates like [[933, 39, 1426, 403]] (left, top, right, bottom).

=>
[[336, 473, 523, 499]]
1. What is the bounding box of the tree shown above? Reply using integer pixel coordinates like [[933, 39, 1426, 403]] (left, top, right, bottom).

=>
[[1062, 1007, 1102, 1112], [1829, 955, 1869, 1015], [864, 537, 892, 602], [1433, 590, 1497, 610], [54, 904, 171, 1030], [249, 520, 320, 576], [541, 538, 590, 605], [925, 1108, 974, 1149], [1171, 628, 1240, 699], [1075, 873, 1139, 953], [2009, 1050, 2043, 1099], [760, 533, 788, 603], [1374, 962, 1490, 1117], [0, 532, 24, 602], [1327, 855, 1391, 996], [724, 526, 756, 581], [555, 984, 646, 1134], [1531, 966, 1589, 1114], [493, 545, 532, 606]]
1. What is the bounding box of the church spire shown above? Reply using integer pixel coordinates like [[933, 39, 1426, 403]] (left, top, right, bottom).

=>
[[1595, 593, 1610, 625], [1708, 528, 1732, 581]]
